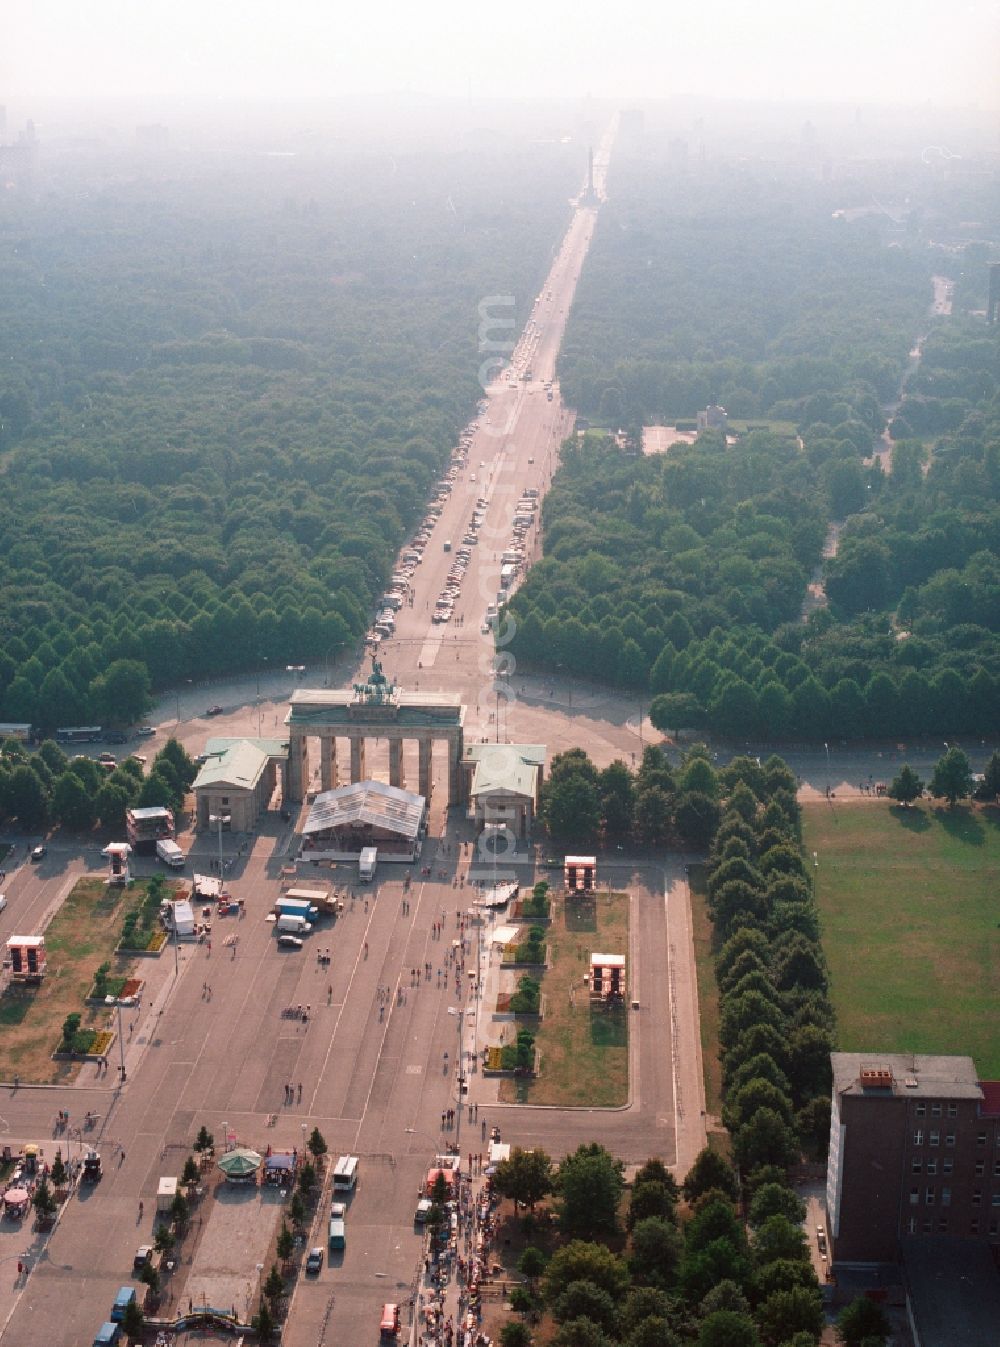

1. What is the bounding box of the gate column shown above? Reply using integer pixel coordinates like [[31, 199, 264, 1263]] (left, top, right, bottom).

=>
[[287, 730, 309, 803], [418, 736, 432, 801], [389, 737, 405, 790], [350, 734, 366, 784]]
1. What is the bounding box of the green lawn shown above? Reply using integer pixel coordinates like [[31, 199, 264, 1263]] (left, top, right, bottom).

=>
[[805, 801, 1000, 1077], [498, 890, 628, 1108]]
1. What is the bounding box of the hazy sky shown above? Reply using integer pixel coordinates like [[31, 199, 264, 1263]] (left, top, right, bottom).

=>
[[5, 0, 1000, 110]]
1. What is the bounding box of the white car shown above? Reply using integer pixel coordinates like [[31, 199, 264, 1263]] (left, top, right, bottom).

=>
[[0, 894, 6, 913]]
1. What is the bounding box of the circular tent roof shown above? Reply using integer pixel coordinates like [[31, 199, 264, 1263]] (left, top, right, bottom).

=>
[[217, 1146, 262, 1178]]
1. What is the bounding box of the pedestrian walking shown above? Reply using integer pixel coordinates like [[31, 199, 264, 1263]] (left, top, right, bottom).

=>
[[297, 1082, 302, 1102]]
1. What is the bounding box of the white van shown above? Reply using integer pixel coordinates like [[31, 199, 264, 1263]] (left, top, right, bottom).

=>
[[276, 914, 311, 936], [156, 839, 185, 869], [333, 1155, 359, 1192]]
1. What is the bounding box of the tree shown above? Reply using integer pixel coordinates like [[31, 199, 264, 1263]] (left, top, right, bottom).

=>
[[494, 1147, 553, 1214], [89, 659, 151, 726], [682, 1148, 739, 1204], [734, 1108, 799, 1174], [194, 1124, 215, 1152], [748, 1183, 806, 1228], [553, 1281, 619, 1334], [634, 785, 673, 846], [500, 1324, 533, 1347], [32, 1177, 56, 1219], [557, 1145, 625, 1240], [276, 1222, 294, 1263], [8, 764, 48, 829], [697, 1311, 761, 1347], [139, 1261, 160, 1294], [289, 1191, 305, 1227], [553, 1320, 615, 1347], [685, 1197, 746, 1257], [181, 1155, 199, 1186], [754, 1285, 823, 1345], [544, 773, 602, 842], [700, 1279, 750, 1317], [753, 1257, 818, 1302], [887, 764, 923, 807], [751, 1214, 810, 1267], [153, 1223, 175, 1255], [170, 1190, 189, 1229], [50, 1153, 67, 1187], [628, 1216, 683, 1289], [307, 1126, 328, 1161], [673, 790, 721, 850], [836, 1295, 891, 1346], [95, 778, 131, 830], [518, 1246, 547, 1284], [263, 1264, 284, 1303], [679, 1237, 753, 1303], [929, 746, 974, 807], [543, 1240, 630, 1303], [974, 750, 1000, 802], [625, 1320, 682, 1347], [627, 1179, 678, 1230], [620, 1286, 672, 1337], [122, 1299, 145, 1338], [600, 760, 636, 839], [254, 1297, 276, 1343], [649, 692, 703, 736]]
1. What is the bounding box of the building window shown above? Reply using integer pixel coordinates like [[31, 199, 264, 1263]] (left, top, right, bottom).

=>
[[927, 1159, 937, 1176], [973, 1189, 982, 1205], [930, 1131, 940, 1147], [992, 1194, 1000, 1207], [931, 1103, 942, 1117], [994, 1161, 1000, 1177], [910, 1187, 920, 1205], [915, 1103, 926, 1117], [943, 1159, 953, 1175], [945, 1133, 956, 1147], [991, 1220, 999, 1235], [971, 1219, 980, 1234], [907, 1217, 917, 1234], [977, 1132, 987, 1145], [942, 1186, 951, 1207], [925, 1188, 935, 1205], [913, 1130, 923, 1147], [947, 1103, 958, 1117], [976, 1162, 985, 1177], [923, 1218, 933, 1232], [938, 1218, 948, 1232], [912, 1159, 922, 1174]]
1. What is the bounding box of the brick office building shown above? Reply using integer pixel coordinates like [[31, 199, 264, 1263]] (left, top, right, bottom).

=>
[[826, 1053, 1000, 1266]]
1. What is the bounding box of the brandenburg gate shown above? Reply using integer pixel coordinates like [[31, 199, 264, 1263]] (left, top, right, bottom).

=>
[[284, 659, 466, 806]]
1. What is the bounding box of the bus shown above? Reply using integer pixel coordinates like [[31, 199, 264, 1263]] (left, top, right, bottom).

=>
[[0, 723, 33, 743], [56, 726, 103, 744], [332, 1155, 359, 1192]]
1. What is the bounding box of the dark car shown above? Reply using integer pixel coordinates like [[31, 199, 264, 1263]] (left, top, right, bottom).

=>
[[206, 704, 224, 717], [30, 844, 46, 862], [105, 730, 127, 744], [133, 1245, 152, 1271], [305, 1247, 324, 1274]]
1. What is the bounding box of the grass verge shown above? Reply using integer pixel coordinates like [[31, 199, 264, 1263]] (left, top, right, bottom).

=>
[[804, 800, 1000, 1077], [498, 889, 628, 1108], [0, 876, 159, 1083], [687, 863, 723, 1123]]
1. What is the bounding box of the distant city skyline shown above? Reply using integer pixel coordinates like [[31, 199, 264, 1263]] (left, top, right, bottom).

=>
[[4, 0, 1000, 112]]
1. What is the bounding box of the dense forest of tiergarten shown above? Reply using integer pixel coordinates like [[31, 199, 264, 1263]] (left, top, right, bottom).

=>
[[506, 143, 1000, 741]]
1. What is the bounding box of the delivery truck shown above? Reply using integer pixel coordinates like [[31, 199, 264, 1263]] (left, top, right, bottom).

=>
[[155, 839, 185, 868], [275, 897, 318, 923], [359, 847, 377, 882]]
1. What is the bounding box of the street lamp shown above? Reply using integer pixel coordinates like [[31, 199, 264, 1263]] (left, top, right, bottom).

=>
[[113, 1000, 127, 1083], [209, 813, 225, 876], [824, 742, 830, 799]]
